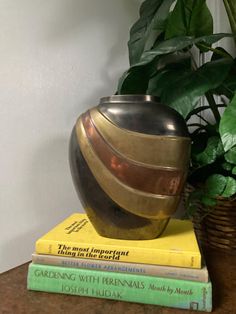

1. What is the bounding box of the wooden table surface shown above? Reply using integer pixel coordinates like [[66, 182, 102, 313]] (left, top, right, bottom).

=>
[[0, 246, 236, 314]]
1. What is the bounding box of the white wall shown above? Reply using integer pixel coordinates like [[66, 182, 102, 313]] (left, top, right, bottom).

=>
[[0, 0, 139, 273]]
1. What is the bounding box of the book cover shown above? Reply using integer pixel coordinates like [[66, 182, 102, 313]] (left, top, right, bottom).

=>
[[32, 253, 209, 282], [35, 213, 201, 268], [27, 263, 212, 312]]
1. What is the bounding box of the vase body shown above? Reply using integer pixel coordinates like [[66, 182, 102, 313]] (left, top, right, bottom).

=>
[[69, 95, 190, 239]]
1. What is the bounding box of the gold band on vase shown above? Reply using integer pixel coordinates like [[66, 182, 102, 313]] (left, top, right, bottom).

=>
[[76, 116, 180, 219], [81, 111, 185, 195], [90, 108, 191, 169]]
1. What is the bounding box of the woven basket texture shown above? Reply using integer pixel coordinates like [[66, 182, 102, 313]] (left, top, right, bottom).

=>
[[184, 184, 236, 250]]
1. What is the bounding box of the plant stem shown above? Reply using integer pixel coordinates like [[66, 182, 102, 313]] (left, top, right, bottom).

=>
[[187, 123, 209, 132], [189, 50, 198, 70], [188, 123, 204, 128], [196, 113, 210, 125], [205, 92, 221, 123], [197, 44, 233, 58]]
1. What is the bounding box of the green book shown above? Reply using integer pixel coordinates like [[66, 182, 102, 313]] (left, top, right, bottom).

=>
[[27, 263, 212, 312]]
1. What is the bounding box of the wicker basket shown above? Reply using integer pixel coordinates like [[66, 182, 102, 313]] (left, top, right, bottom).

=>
[[184, 184, 236, 250]]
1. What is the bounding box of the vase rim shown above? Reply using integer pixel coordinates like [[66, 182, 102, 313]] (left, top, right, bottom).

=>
[[100, 95, 160, 104]]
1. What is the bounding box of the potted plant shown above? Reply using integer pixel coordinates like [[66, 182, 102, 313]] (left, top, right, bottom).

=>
[[117, 0, 236, 249]]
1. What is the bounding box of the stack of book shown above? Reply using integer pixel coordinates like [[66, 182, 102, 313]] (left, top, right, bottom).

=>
[[27, 213, 212, 312]]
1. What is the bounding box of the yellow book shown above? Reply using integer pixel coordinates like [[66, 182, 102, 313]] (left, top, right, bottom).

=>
[[35, 213, 201, 269]]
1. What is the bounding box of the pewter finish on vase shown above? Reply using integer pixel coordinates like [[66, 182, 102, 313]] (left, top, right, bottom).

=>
[[98, 95, 189, 137]]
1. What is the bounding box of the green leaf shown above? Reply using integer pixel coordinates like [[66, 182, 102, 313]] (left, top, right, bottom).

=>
[[205, 174, 227, 197], [162, 58, 233, 118], [194, 33, 234, 46], [128, 0, 166, 65], [222, 161, 233, 171], [147, 56, 191, 96], [204, 174, 236, 199], [232, 166, 236, 175], [225, 146, 236, 164], [141, 34, 233, 66], [221, 176, 236, 197], [222, 74, 236, 97], [165, 0, 213, 39], [194, 136, 224, 166], [148, 68, 187, 96], [191, 132, 209, 155], [201, 195, 217, 207], [211, 47, 233, 60], [117, 67, 151, 94], [214, 58, 236, 98], [118, 33, 233, 94], [219, 93, 236, 151], [185, 189, 204, 217], [138, 36, 197, 66]]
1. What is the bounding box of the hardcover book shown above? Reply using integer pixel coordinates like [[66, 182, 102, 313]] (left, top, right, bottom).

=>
[[27, 263, 212, 312], [35, 213, 201, 268], [32, 253, 209, 282]]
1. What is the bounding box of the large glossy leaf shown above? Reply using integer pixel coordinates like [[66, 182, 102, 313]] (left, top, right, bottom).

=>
[[213, 57, 236, 98], [225, 146, 236, 164], [205, 174, 227, 197], [194, 136, 224, 166], [118, 33, 233, 94], [147, 56, 191, 96], [140, 33, 233, 66], [221, 176, 236, 197], [165, 0, 213, 39], [196, 174, 236, 206], [128, 0, 175, 65], [117, 66, 151, 94], [222, 74, 236, 98], [219, 93, 236, 151], [148, 68, 187, 96], [161, 58, 233, 118], [196, 174, 236, 204], [128, 0, 163, 66]]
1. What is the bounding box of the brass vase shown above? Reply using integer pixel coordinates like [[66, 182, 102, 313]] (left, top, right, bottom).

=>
[[69, 95, 190, 239]]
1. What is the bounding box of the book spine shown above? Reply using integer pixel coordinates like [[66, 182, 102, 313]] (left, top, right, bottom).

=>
[[35, 240, 201, 268], [32, 253, 208, 282], [27, 263, 212, 312]]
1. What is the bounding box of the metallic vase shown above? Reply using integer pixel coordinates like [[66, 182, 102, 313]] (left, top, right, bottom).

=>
[[69, 95, 190, 240]]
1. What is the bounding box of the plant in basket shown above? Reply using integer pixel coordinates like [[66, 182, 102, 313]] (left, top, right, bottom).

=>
[[117, 0, 236, 247]]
